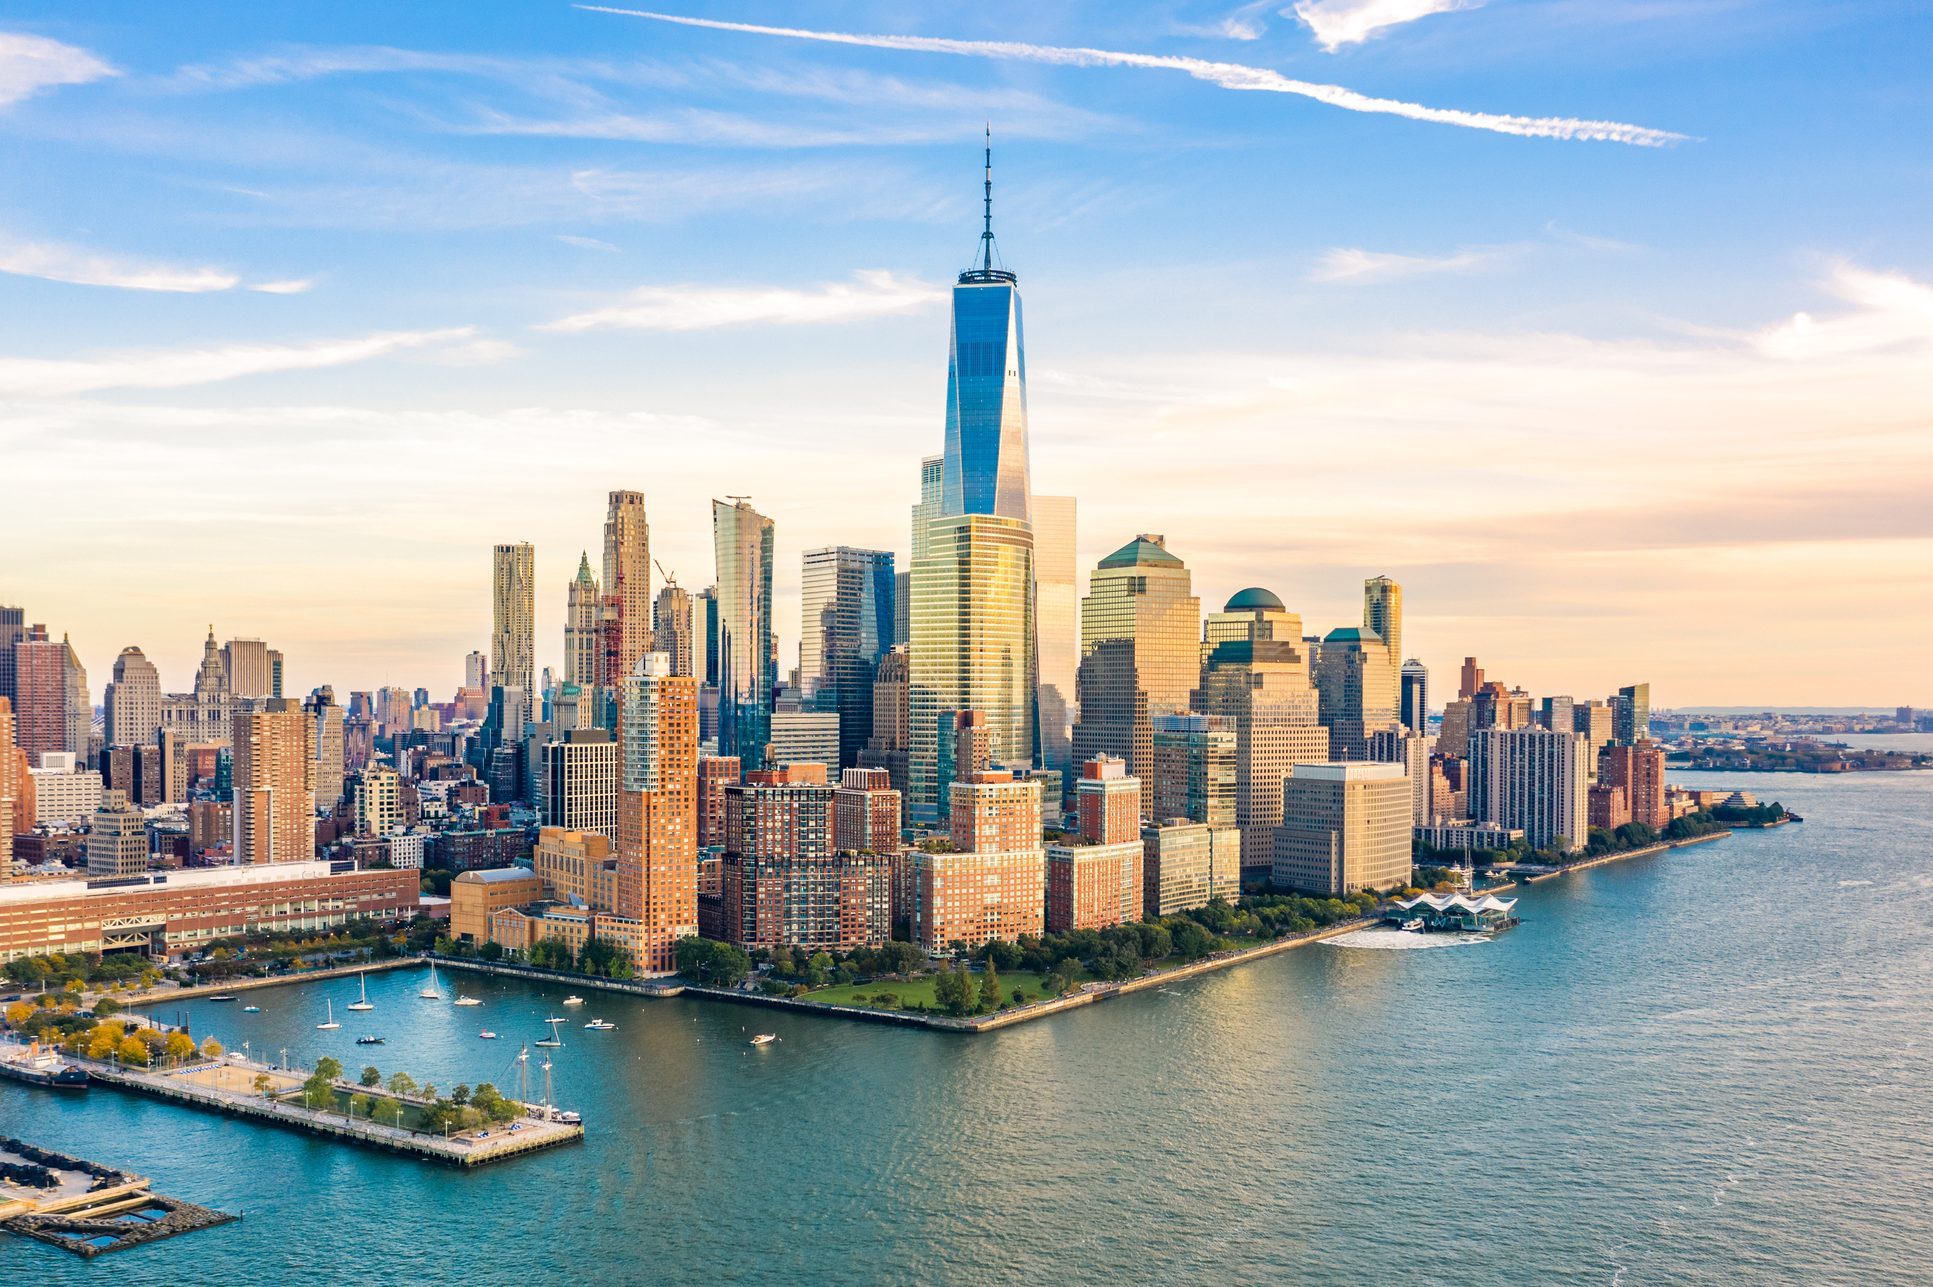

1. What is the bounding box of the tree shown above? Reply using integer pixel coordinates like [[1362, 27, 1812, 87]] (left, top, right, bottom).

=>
[[978, 961, 1002, 1014], [450, 1083, 471, 1106], [387, 1071, 418, 1098], [360, 1065, 383, 1088], [348, 1093, 372, 1119], [314, 1055, 343, 1082], [3, 1000, 33, 1027], [252, 1072, 273, 1096], [934, 962, 976, 1017], [163, 1031, 197, 1061], [674, 937, 751, 987], [301, 1071, 335, 1110], [117, 1034, 151, 1066], [200, 1037, 224, 1058], [91, 997, 122, 1018]]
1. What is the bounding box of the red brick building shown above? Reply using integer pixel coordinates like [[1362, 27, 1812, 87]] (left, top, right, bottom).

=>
[[1046, 840, 1143, 932], [1600, 740, 1669, 831], [0, 861, 417, 962], [833, 767, 901, 854]]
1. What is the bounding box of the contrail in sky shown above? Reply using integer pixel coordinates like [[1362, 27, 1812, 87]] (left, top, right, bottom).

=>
[[576, 6, 1687, 147]]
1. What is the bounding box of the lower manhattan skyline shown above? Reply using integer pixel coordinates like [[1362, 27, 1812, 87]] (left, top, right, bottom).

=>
[[2, 7, 1930, 1286], [1, 3, 1927, 706]]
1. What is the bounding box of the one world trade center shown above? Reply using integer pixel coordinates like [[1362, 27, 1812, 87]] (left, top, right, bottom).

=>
[[909, 132, 1039, 823]]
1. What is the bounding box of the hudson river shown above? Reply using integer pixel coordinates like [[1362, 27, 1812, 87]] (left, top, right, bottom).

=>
[[5, 768, 1929, 1284]]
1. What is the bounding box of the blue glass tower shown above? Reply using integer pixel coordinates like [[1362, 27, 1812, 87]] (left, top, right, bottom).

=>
[[941, 132, 1031, 524]]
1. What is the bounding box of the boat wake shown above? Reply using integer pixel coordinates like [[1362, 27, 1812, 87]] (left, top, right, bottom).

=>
[[1324, 927, 1491, 951]]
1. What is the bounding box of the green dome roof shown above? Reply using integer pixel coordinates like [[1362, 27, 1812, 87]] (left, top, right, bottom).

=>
[[1098, 535, 1182, 569], [1224, 587, 1284, 612]]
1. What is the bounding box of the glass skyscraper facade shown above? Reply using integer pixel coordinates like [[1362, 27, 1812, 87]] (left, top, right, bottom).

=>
[[1033, 495, 1078, 776], [800, 546, 896, 770], [908, 145, 1040, 822], [712, 499, 775, 770], [941, 276, 1031, 523]]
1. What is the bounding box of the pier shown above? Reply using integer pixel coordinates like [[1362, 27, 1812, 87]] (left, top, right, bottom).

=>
[[67, 1054, 582, 1167], [0, 1137, 235, 1258]]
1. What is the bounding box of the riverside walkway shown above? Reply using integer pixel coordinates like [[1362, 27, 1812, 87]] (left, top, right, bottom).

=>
[[68, 1054, 582, 1167]]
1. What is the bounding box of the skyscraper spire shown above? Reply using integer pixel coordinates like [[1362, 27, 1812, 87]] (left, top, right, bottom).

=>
[[982, 122, 995, 274]]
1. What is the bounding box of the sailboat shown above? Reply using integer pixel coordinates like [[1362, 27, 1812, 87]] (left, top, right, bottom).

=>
[[419, 962, 443, 1000], [347, 972, 374, 1012], [316, 1000, 341, 1031], [534, 1017, 565, 1049]]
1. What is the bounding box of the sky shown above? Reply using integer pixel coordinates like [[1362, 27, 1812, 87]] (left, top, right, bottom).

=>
[[1, 1, 1929, 709]]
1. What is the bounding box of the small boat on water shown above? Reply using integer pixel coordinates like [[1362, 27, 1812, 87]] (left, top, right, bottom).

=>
[[749, 1033, 779, 1047], [317, 1000, 341, 1031], [556, 1110, 582, 1125], [420, 962, 443, 1000], [347, 973, 375, 1012], [243, 1005, 260, 1013], [1397, 918, 1425, 933], [453, 995, 482, 1007], [534, 1017, 566, 1049], [584, 1019, 615, 1031], [478, 1030, 499, 1040], [562, 995, 585, 1007], [357, 1035, 385, 1045], [208, 994, 237, 1003]]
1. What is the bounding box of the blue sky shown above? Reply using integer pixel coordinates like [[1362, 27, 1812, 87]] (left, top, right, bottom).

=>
[[2, 1, 1929, 704]]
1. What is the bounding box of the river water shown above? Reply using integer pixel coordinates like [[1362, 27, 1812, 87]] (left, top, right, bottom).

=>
[[3, 770, 1929, 1285]]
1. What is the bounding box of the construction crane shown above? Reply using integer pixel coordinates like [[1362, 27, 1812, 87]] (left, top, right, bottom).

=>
[[654, 558, 678, 589]]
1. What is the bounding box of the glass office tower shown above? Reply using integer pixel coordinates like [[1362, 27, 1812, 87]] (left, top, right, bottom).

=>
[[800, 547, 896, 770], [712, 499, 776, 771], [909, 138, 1040, 822]]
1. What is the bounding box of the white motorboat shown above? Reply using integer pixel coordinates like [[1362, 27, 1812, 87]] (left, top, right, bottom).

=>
[[316, 1000, 341, 1031], [749, 1033, 779, 1047], [562, 995, 585, 1007], [346, 973, 375, 1012], [453, 995, 482, 1007], [584, 1019, 616, 1031], [242, 1005, 260, 1013], [478, 1030, 499, 1040]]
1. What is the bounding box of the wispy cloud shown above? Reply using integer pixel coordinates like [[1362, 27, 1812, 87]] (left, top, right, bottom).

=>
[[0, 31, 116, 108], [579, 7, 1685, 146], [1310, 245, 1511, 282], [539, 270, 943, 333], [1752, 263, 1933, 361], [0, 234, 314, 294], [1291, 0, 1481, 51], [555, 234, 619, 253], [0, 237, 238, 292], [0, 327, 479, 397]]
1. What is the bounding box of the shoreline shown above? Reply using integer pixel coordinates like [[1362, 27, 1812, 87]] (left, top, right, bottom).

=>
[[439, 918, 1375, 1034], [121, 956, 423, 1009], [1516, 829, 1730, 883]]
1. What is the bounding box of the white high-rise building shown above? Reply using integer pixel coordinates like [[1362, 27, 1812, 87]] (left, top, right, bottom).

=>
[[1468, 727, 1590, 853], [1033, 495, 1078, 775]]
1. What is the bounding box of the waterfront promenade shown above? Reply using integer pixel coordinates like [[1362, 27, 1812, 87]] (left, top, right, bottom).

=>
[[1514, 829, 1729, 884], [435, 916, 1374, 1034], [65, 1052, 582, 1167]]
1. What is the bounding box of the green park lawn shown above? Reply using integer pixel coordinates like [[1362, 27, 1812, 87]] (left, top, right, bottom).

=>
[[804, 971, 1053, 1013]]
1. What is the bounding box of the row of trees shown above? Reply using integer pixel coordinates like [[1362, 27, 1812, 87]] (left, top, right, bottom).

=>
[[3, 950, 159, 991], [292, 1058, 522, 1133], [12, 1014, 224, 1067]]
